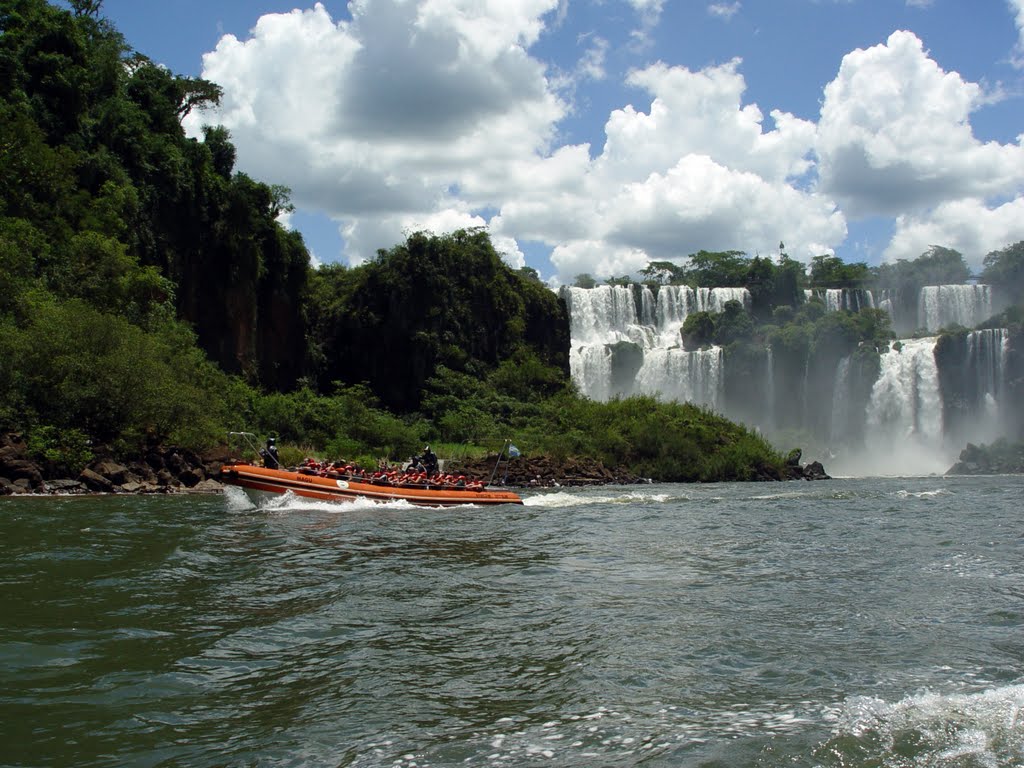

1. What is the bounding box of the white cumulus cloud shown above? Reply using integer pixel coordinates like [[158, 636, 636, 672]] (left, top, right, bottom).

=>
[[885, 197, 1024, 269], [816, 30, 1024, 218], [183, 2, 1023, 282]]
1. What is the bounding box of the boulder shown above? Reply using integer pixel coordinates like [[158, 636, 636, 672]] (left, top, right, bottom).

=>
[[802, 461, 831, 481], [90, 458, 133, 486], [79, 468, 114, 493], [0, 458, 44, 489], [184, 478, 223, 494], [46, 479, 85, 494], [178, 467, 204, 488], [156, 468, 178, 487]]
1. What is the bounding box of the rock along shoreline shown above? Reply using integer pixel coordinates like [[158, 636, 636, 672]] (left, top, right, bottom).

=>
[[0, 433, 830, 497]]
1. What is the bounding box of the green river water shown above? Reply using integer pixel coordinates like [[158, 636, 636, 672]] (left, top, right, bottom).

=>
[[1, 475, 1022, 766]]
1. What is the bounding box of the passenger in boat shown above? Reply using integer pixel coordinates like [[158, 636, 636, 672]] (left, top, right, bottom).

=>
[[260, 437, 280, 469], [420, 446, 438, 475]]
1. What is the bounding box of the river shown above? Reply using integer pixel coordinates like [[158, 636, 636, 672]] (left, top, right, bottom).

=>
[[2, 476, 1022, 767]]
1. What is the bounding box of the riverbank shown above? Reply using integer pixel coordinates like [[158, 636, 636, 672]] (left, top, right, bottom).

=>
[[0, 433, 227, 496], [1, 436, 834, 497], [441, 452, 829, 487]]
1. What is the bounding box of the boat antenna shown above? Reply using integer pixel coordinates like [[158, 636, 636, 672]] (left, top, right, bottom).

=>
[[228, 431, 261, 459]]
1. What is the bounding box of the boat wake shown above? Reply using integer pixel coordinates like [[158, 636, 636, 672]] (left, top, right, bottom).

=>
[[523, 490, 678, 508], [222, 485, 431, 514]]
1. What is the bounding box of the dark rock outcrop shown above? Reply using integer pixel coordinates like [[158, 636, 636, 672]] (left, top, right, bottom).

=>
[[0, 436, 225, 495], [946, 440, 1024, 475]]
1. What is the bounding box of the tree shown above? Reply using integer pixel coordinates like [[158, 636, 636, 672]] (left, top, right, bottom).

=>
[[809, 254, 870, 288], [574, 273, 597, 289], [684, 250, 749, 287], [982, 241, 1024, 308], [873, 245, 970, 296], [69, 0, 103, 17], [516, 266, 542, 283], [640, 260, 685, 285], [713, 299, 753, 345], [681, 311, 715, 349]]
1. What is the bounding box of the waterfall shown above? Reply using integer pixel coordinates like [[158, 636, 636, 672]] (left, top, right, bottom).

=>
[[562, 285, 1015, 476], [569, 345, 614, 403], [634, 347, 723, 409], [562, 285, 748, 405], [861, 338, 947, 474], [563, 285, 642, 344], [830, 355, 851, 444], [963, 328, 1008, 440], [805, 288, 876, 313], [966, 328, 1006, 404], [917, 285, 992, 332]]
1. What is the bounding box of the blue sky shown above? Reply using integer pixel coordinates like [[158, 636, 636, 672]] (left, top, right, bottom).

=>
[[91, 0, 1024, 281]]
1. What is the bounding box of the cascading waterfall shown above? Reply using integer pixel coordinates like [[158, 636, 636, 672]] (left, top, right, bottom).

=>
[[634, 347, 723, 409], [918, 285, 992, 332], [804, 288, 875, 313], [966, 328, 1006, 404], [860, 338, 947, 474], [960, 328, 1009, 442], [563, 285, 643, 345], [562, 285, 749, 406], [563, 284, 1014, 476], [569, 345, 614, 403], [829, 355, 851, 444]]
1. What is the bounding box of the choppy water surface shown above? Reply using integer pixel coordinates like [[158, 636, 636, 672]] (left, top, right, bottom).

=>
[[2, 476, 1022, 767]]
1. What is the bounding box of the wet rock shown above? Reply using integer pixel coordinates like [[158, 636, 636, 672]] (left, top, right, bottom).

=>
[[802, 461, 831, 481], [46, 479, 85, 494], [90, 458, 133, 486], [79, 468, 114, 493], [184, 478, 223, 494], [1, 458, 44, 490]]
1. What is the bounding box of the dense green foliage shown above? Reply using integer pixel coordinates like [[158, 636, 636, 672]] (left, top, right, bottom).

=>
[[0, 0, 308, 390], [981, 242, 1024, 308], [304, 229, 569, 412]]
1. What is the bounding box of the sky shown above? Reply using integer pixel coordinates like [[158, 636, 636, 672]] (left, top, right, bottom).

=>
[[91, 0, 1024, 282]]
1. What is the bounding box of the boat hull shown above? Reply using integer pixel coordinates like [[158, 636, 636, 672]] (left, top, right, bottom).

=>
[[219, 463, 523, 507]]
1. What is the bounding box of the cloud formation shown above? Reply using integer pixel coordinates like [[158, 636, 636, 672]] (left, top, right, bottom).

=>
[[816, 31, 1024, 219], [187, 1, 1024, 277]]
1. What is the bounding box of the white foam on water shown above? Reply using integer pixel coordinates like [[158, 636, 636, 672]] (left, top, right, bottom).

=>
[[224, 485, 431, 514], [222, 484, 256, 512], [522, 491, 675, 508], [895, 488, 953, 500], [268, 494, 426, 514], [826, 684, 1024, 765]]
